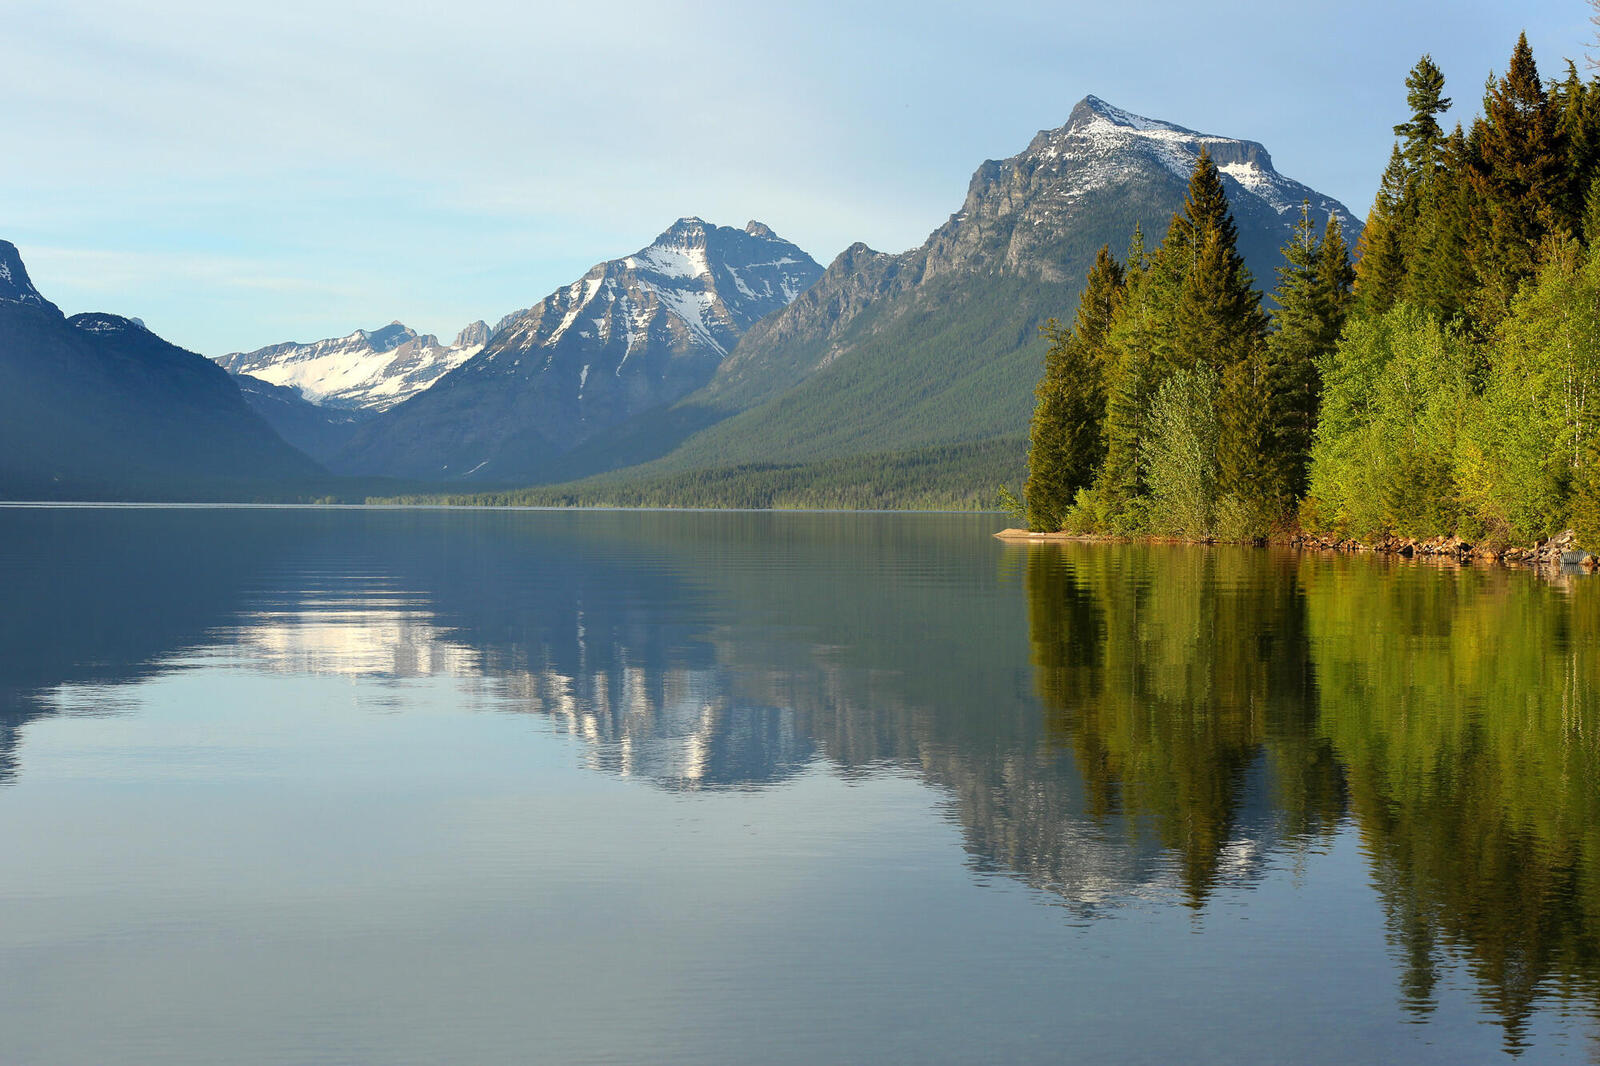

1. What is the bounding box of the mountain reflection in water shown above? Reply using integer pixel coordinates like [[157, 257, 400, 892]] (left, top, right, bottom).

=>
[[1, 506, 1598, 1055]]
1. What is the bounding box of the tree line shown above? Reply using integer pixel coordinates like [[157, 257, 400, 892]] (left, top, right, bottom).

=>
[[1025, 31, 1600, 548]]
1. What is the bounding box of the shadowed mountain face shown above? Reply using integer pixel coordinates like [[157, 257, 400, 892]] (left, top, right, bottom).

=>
[[230, 373, 374, 463], [332, 218, 822, 483], [0, 241, 324, 499]]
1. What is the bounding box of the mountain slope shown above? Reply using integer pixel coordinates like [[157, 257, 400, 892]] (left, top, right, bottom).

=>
[[0, 241, 324, 498], [232, 373, 374, 462], [216, 320, 489, 412], [625, 95, 1364, 475], [334, 218, 821, 481]]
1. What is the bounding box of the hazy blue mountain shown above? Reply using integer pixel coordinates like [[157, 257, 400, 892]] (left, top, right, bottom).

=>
[[231, 372, 374, 463], [333, 218, 822, 482], [0, 240, 324, 498]]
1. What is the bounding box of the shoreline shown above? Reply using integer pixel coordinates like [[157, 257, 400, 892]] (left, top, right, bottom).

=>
[[995, 527, 1600, 572]]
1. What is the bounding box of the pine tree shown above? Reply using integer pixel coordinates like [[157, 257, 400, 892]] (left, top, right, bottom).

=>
[[1162, 154, 1272, 524], [1584, 173, 1600, 247], [1266, 206, 1351, 503], [1468, 33, 1565, 325], [1025, 246, 1125, 530], [1354, 147, 1414, 315], [1090, 250, 1164, 530], [1554, 61, 1599, 233], [1394, 55, 1452, 180], [1166, 147, 1241, 276], [1168, 151, 1260, 373], [1405, 125, 1476, 319]]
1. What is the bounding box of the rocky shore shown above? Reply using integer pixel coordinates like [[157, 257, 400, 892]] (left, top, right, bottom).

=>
[[996, 527, 1599, 572], [1288, 528, 1597, 571]]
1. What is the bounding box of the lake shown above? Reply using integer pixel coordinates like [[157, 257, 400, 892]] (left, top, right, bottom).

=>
[[1, 505, 1597, 1063]]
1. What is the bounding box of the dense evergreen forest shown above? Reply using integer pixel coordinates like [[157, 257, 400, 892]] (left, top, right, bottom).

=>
[[1025, 31, 1600, 549], [372, 438, 1026, 511]]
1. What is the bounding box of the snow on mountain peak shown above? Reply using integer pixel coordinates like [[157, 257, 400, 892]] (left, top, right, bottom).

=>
[[1020, 95, 1313, 218], [214, 320, 486, 411], [0, 240, 60, 314]]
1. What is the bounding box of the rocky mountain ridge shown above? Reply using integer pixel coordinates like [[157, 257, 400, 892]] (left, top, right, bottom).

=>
[[700, 95, 1362, 417], [332, 217, 822, 481], [215, 320, 491, 412]]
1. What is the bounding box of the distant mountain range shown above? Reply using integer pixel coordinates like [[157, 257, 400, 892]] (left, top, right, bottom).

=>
[[331, 217, 822, 481], [217, 320, 491, 412], [2, 95, 1363, 501]]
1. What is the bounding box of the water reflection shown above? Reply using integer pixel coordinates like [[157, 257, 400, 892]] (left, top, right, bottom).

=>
[[3, 507, 1600, 1052], [1024, 542, 1600, 1051]]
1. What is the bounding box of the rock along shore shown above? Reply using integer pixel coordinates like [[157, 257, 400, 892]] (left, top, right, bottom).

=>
[[994, 527, 1600, 572]]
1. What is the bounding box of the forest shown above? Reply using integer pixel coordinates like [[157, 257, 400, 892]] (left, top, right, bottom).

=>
[[1024, 31, 1600, 549]]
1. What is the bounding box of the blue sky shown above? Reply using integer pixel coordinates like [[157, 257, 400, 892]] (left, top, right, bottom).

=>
[[3, 0, 1585, 355]]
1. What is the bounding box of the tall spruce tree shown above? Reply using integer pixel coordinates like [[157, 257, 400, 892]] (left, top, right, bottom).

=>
[[1025, 246, 1125, 530], [1405, 124, 1477, 319], [1162, 154, 1272, 523], [1554, 61, 1600, 232], [1469, 33, 1565, 324], [1395, 55, 1452, 180], [1267, 207, 1355, 503], [1355, 146, 1414, 315], [1170, 150, 1260, 372], [1090, 233, 1168, 530]]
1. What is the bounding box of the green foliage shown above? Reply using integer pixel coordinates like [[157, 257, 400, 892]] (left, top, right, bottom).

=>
[[372, 438, 1028, 512], [1461, 241, 1600, 539], [1267, 207, 1355, 502], [1025, 248, 1125, 530], [1026, 31, 1600, 549], [1140, 364, 1221, 535], [1304, 306, 1469, 537]]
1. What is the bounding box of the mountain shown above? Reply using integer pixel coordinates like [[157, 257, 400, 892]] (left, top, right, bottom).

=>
[[578, 95, 1365, 481], [0, 241, 324, 498], [231, 373, 373, 463], [215, 320, 490, 412], [333, 218, 822, 482]]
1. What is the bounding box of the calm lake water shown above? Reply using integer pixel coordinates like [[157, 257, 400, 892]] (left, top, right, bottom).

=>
[[2, 505, 1599, 1063]]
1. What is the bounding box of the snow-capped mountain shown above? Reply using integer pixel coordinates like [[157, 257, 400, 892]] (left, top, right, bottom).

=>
[[215, 320, 491, 412], [0, 241, 58, 313], [334, 218, 822, 481], [692, 94, 1364, 443], [1002, 94, 1361, 264]]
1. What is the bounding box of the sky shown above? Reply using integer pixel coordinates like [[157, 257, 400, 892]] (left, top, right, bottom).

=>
[[2, 0, 1587, 356]]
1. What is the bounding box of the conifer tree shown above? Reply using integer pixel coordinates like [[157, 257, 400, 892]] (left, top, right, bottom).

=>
[[1394, 55, 1452, 180], [1166, 148, 1240, 278], [1554, 61, 1600, 231], [1161, 154, 1272, 522], [1267, 206, 1352, 502], [1354, 147, 1414, 315], [1469, 33, 1565, 324], [1584, 173, 1600, 247], [1405, 125, 1476, 319], [1169, 151, 1261, 373], [1025, 246, 1125, 530], [1090, 248, 1165, 530]]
